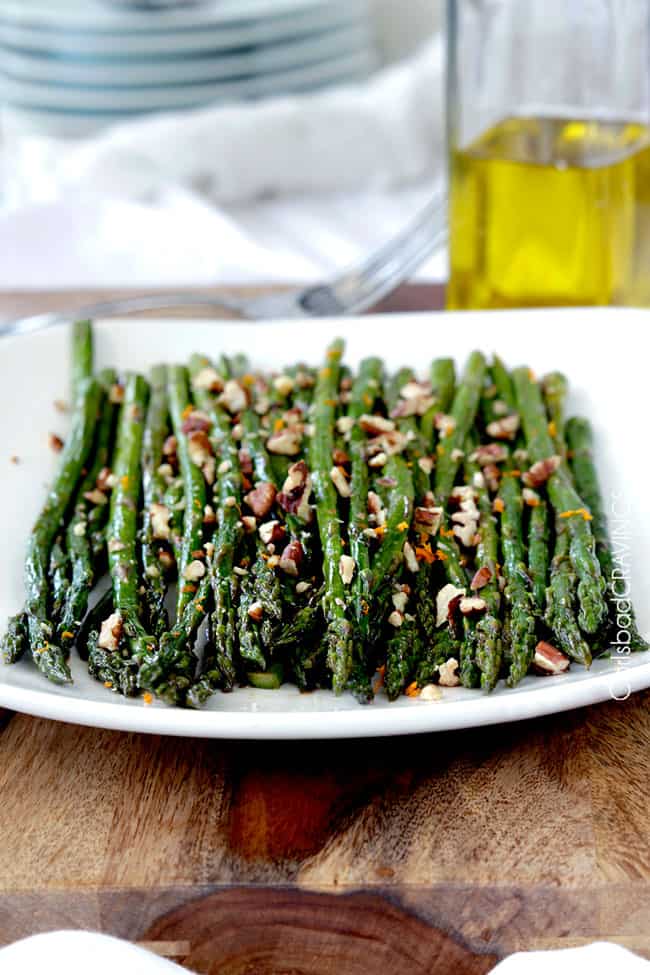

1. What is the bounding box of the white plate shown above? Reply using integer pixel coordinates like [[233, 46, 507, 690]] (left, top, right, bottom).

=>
[[0, 0, 355, 29], [1, 310, 648, 739], [0, 2, 367, 55], [1, 23, 372, 86], [2, 49, 376, 111]]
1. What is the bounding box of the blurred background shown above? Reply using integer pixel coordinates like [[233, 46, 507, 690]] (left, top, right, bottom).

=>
[[0, 0, 447, 291]]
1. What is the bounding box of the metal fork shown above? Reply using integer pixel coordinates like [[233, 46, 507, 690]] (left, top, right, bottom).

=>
[[0, 192, 447, 338]]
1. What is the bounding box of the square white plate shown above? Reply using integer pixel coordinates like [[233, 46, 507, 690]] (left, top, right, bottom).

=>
[[0, 309, 648, 738]]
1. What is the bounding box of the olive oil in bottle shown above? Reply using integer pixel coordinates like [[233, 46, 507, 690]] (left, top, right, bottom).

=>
[[447, 116, 650, 309]]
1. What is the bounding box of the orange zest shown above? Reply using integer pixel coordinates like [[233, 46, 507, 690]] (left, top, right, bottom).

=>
[[374, 525, 386, 538], [273, 417, 285, 432], [182, 584, 197, 594], [181, 404, 194, 420], [405, 681, 421, 698], [435, 548, 448, 561], [143, 692, 154, 706], [559, 508, 593, 521], [415, 543, 435, 564], [440, 527, 455, 538], [61, 630, 74, 640], [103, 681, 113, 689], [548, 420, 557, 438], [396, 521, 410, 532], [493, 497, 505, 513]]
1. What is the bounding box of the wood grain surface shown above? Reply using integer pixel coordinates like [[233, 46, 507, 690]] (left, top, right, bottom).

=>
[[0, 285, 648, 973]]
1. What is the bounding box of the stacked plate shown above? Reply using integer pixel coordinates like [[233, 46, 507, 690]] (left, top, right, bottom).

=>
[[0, 0, 378, 136]]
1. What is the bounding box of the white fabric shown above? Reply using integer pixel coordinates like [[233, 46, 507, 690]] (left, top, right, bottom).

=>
[[0, 932, 647, 974], [0, 38, 447, 289]]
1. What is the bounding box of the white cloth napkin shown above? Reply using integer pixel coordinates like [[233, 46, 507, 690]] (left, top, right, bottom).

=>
[[0, 932, 647, 974], [0, 38, 447, 290]]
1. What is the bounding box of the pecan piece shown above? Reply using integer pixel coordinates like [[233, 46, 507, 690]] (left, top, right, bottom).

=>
[[181, 410, 212, 435], [279, 540, 304, 576], [486, 414, 520, 440], [244, 481, 276, 518], [277, 461, 313, 523], [533, 641, 570, 675], [522, 455, 561, 488], [470, 566, 493, 590]]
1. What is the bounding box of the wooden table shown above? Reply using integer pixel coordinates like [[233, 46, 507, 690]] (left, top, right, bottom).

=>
[[1, 286, 648, 974]]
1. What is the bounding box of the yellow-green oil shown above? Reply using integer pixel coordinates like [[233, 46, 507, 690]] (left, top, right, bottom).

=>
[[447, 116, 650, 309]]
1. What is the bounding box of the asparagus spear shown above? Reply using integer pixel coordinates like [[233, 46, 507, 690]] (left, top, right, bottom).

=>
[[499, 462, 537, 687], [104, 373, 155, 664], [347, 358, 382, 640], [436, 522, 477, 686], [309, 339, 354, 694], [167, 365, 207, 620], [512, 367, 607, 633], [59, 368, 117, 648], [385, 619, 422, 701], [566, 417, 647, 652], [140, 365, 170, 637], [421, 358, 456, 446], [543, 372, 569, 457], [71, 320, 93, 400], [528, 500, 550, 613], [434, 350, 487, 501], [471, 465, 503, 691], [545, 521, 592, 665], [23, 376, 102, 684], [189, 353, 243, 691], [49, 538, 70, 622], [1, 613, 28, 665]]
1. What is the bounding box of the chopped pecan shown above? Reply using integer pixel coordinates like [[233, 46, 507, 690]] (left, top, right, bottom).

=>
[[459, 596, 487, 615], [435, 583, 466, 627], [48, 433, 64, 453], [244, 481, 276, 518], [486, 414, 520, 440], [403, 541, 419, 573], [330, 465, 351, 498], [248, 601, 264, 623], [533, 640, 570, 675], [339, 555, 355, 585], [98, 613, 123, 652], [267, 429, 302, 456], [522, 455, 561, 488], [183, 560, 206, 582], [259, 520, 287, 546], [273, 374, 295, 397], [414, 506, 443, 536], [438, 658, 461, 687], [279, 539, 304, 576], [277, 461, 313, 523], [218, 379, 248, 415], [359, 414, 395, 435], [435, 413, 456, 438], [96, 467, 114, 493], [150, 503, 171, 540], [181, 411, 212, 435], [187, 430, 213, 468], [470, 566, 493, 590], [332, 447, 350, 466], [192, 366, 223, 393], [238, 448, 254, 475], [470, 443, 509, 465]]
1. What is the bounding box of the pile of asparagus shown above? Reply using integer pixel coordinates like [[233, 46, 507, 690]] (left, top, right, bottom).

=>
[[2, 322, 646, 706]]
